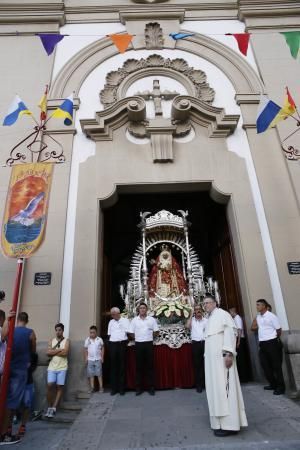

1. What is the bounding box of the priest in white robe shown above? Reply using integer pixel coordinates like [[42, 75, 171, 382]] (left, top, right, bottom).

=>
[[203, 294, 248, 437]]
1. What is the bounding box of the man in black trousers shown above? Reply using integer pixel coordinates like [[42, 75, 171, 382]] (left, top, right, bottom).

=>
[[107, 307, 130, 395], [186, 305, 207, 393], [129, 302, 159, 396], [251, 299, 285, 395]]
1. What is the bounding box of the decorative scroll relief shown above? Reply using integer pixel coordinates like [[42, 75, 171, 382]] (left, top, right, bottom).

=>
[[100, 54, 215, 109]]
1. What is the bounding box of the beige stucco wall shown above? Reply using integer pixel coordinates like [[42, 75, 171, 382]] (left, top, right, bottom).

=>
[[1, 0, 300, 345]]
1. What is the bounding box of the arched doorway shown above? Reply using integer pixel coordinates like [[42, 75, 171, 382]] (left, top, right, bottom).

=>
[[100, 189, 252, 386]]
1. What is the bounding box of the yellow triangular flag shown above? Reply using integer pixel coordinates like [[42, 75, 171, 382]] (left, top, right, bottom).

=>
[[109, 33, 133, 53]]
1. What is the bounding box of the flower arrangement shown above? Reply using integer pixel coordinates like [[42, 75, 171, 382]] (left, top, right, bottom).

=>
[[153, 300, 192, 325]]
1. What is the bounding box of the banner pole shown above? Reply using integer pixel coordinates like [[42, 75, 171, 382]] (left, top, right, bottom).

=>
[[0, 258, 24, 426]]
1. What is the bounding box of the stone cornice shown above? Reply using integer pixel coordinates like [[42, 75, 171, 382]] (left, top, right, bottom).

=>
[[239, 0, 300, 18], [238, 1, 300, 28], [80, 95, 239, 142], [0, 2, 65, 26], [119, 9, 185, 24], [65, 2, 238, 23]]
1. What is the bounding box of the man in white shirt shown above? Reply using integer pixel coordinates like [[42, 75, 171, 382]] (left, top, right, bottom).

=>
[[229, 307, 248, 382], [251, 299, 285, 395], [107, 307, 130, 396], [186, 305, 207, 393], [129, 302, 159, 396]]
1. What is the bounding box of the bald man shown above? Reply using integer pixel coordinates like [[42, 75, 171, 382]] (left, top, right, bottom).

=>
[[107, 307, 130, 395]]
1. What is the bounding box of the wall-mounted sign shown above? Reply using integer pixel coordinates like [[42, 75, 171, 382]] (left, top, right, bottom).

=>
[[34, 272, 52, 285], [287, 262, 300, 275]]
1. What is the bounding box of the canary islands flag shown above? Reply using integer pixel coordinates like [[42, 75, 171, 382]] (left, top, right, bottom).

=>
[[256, 95, 281, 134], [52, 94, 73, 126], [3, 95, 32, 126]]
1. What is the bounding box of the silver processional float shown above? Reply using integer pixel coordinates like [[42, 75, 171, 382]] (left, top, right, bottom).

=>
[[119, 210, 221, 348]]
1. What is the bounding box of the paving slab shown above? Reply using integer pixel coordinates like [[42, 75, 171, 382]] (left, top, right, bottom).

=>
[[15, 384, 300, 450]]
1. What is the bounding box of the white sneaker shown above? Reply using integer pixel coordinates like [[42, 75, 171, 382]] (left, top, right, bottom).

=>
[[47, 407, 56, 418], [44, 408, 51, 418]]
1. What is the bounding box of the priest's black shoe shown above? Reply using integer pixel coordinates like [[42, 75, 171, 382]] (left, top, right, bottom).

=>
[[148, 388, 155, 396], [196, 387, 203, 393], [264, 385, 274, 390], [110, 390, 117, 396], [273, 389, 285, 395], [136, 390, 143, 396], [119, 391, 125, 396], [214, 429, 237, 437]]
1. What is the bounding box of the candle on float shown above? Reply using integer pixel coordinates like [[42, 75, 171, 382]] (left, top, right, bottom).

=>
[[214, 280, 218, 291], [208, 277, 213, 287]]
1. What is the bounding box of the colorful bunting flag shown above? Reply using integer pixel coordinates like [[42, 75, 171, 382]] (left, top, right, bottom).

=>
[[226, 33, 250, 56], [169, 32, 194, 40], [37, 33, 66, 56], [51, 94, 74, 126], [109, 33, 133, 53], [2, 95, 32, 126], [281, 32, 300, 59], [38, 85, 48, 122]]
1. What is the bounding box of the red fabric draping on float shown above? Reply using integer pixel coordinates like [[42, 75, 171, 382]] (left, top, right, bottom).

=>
[[126, 343, 195, 389]]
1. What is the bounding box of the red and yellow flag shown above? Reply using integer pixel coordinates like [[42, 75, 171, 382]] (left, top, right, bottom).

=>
[[1, 163, 53, 258], [38, 85, 48, 122], [270, 87, 297, 127]]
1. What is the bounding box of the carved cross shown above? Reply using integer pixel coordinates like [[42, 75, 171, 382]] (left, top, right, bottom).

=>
[[136, 79, 179, 116]]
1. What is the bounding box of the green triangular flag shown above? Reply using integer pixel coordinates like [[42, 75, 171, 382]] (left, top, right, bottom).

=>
[[281, 31, 300, 59]]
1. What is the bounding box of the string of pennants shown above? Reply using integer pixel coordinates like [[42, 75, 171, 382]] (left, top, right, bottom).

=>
[[2, 31, 300, 135], [24, 31, 300, 58]]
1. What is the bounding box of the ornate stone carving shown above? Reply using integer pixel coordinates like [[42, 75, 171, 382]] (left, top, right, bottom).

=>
[[100, 54, 215, 108], [145, 22, 164, 49]]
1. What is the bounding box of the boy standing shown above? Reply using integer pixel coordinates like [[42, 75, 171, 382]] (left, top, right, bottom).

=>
[[84, 326, 104, 393], [45, 323, 69, 418]]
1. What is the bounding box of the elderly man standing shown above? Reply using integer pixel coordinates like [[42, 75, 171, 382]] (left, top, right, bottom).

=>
[[107, 307, 130, 396], [203, 294, 248, 437]]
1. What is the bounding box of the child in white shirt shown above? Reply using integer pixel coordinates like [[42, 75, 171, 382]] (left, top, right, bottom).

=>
[[84, 326, 104, 393]]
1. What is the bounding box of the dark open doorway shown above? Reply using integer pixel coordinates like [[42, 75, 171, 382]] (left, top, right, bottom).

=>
[[101, 189, 252, 385], [101, 191, 244, 330]]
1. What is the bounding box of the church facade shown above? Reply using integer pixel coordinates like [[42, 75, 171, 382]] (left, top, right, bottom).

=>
[[1, 0, 300, 399]]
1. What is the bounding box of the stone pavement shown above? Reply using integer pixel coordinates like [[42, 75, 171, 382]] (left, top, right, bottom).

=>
[[16, 384, 300, 450]]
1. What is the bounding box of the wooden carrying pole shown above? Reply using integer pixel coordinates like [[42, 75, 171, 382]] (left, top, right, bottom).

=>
[[0, 258, 24, 425]]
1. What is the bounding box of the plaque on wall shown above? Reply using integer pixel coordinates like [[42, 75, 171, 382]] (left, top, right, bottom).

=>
[[34, 272, 52, 285], [287, 262, 300, 275]]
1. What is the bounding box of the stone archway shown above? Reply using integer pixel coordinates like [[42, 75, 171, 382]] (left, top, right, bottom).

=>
[[50, 31, 264, 99]]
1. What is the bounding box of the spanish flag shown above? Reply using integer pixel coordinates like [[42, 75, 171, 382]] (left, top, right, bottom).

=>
[[51, 94, 73, 126]]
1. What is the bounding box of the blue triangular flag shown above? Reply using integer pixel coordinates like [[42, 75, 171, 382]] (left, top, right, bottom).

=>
[[169, 32, 194, 41], [37, 34, 66, 55]]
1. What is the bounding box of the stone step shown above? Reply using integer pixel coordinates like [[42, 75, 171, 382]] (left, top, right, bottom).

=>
[[60, 401, 82, 411], [76, 391, 91, 400]]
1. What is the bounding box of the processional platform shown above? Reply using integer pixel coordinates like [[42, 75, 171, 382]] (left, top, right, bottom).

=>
[[120, 209, 221, 349]]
